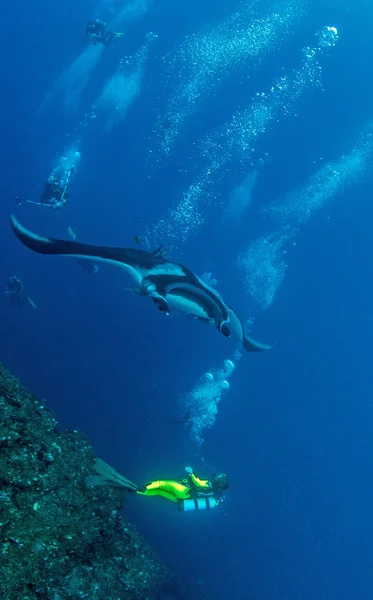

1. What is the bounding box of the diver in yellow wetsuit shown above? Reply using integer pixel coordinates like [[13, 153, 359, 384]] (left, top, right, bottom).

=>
[[137, 466, 229, 511], [86, 460, 229, 512]]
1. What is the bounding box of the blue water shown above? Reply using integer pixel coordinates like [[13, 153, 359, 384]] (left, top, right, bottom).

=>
[[2, 0, 373, 598]]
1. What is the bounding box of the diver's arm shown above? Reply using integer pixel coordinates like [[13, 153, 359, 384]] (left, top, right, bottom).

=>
[[185, 466, 210, 489], [190, 473, 210, 489]]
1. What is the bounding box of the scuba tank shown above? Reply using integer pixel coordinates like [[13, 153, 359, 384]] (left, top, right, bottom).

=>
[[178, 497, 217, 512]]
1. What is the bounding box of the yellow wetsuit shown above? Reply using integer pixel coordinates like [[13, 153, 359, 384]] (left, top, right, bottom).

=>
[[137, 472, 211, 503]]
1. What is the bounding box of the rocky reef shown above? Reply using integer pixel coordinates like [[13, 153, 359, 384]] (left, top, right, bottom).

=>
[[0, 363, 208, 600]]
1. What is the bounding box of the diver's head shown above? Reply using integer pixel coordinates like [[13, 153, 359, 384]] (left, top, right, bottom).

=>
[[211, 472, 229, 492]]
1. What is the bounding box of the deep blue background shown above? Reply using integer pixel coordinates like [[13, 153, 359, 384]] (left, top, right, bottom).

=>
[[1, 0, 373, 598]]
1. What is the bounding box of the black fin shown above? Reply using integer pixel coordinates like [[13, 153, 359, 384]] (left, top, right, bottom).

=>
[[10, 214, 123, 259], [10, 215, 159, 268]]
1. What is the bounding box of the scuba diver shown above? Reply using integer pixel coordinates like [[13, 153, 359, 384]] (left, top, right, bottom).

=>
[[39, 175, 68, 208], [5, 276, 37, 309], [86, 460, 229, 512], [86, 19, 124, 47], [16, 169, 73, 210]]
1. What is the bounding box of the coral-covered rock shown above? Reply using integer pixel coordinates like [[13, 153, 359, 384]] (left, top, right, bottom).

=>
[[0, 363, 168, 600]]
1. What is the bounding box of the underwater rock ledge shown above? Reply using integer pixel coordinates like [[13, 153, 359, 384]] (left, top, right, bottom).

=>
[[0, 363, 171, 600]]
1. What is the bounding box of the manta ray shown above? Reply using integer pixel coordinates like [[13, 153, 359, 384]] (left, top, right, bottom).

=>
[[10, 215, 271, 352]]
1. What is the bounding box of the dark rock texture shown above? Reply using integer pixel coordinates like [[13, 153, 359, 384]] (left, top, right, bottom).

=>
[[0, 363, 168, 600]]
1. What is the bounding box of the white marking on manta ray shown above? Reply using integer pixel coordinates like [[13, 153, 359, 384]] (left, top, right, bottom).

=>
[[166, 293, 212, 320], [93, 258, 145, 288], [66, 255, 187, 294], [147, 263, 186, 278], [162, 281, 226, 322], [51, 251, 148, 290]]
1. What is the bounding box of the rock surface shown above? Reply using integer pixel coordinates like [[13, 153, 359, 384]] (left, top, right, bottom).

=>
[[0, 363, 169, 599]]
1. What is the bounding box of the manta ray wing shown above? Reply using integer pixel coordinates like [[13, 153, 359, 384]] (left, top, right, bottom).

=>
[[10, 214, 164, 287], [10, 215, 272, 352], [11, 214, 155, 265]]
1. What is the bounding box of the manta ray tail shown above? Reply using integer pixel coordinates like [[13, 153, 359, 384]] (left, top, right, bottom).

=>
[[10, 215, 124, 262], [242, 334, 272, 352], [227, 306, 272, 352]]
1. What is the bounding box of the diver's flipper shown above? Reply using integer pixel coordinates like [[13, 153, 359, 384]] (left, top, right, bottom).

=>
[[86, 458, 139, 493]]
